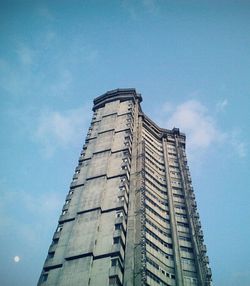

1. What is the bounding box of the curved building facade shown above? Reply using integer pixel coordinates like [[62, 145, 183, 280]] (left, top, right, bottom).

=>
[[38, 89, 212, 286]]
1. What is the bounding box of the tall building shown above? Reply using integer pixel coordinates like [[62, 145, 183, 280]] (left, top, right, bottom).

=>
[[38, 89, 212, 286]]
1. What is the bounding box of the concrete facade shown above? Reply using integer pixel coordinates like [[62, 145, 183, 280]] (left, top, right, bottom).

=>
[[38, 89, 212, 286]]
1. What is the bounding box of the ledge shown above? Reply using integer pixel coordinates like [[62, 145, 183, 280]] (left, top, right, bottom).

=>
[[93, 88, 142, 111]]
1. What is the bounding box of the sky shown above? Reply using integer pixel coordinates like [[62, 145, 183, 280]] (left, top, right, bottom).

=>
[[0, 1, 250, 285]]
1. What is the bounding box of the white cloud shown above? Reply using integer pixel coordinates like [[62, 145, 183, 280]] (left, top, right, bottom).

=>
[[158, 99, 247, 159], [35, 106, 90, 157], [166, 100, 224, 149]]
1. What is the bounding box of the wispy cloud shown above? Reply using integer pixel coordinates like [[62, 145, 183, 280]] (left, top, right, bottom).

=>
[[16, 43, 34, 65], [142, 0, 160, 14], [37, 5, 55, 21], [121, 0, 160, 20], [230, 271, 250, 286], [1, 29, 98, 99], [230, 129, 248, 158], [0, 188, 63, 245], [216, 98, 228, 112], [0, 189, 62, 220], [35, 106, 90, 157], [49, 69, 73, 96]]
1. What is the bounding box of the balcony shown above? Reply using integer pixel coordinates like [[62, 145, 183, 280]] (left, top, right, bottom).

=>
[[115, 216, 124, 225], [190, 193, 195, 200], [194, 212, 200, 219], [191, 201, 197, 209], [200, 244, 207, 253], [207, 267, 212, 278], [198, 229, 204, 240], [195, 220, 201, 228], [203, 255, 209, 264], [48, 243, 57, 253], [70, 181, 78, 188]]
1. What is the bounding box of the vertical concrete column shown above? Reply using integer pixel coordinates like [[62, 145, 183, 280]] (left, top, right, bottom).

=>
[[174, 136, 205, 286], [162, 137, 184, 286], [124, 100, 141, 286]]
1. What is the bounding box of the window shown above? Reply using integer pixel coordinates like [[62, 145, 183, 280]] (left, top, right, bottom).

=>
[[146, 270, 170, 286], [184, 277, 198, 285], [146, 228, 172, 249], [113, 237, 120, 244], [145, 218, 171, 238], [146, 257, 159, 269], [117, 196, 125, 203], [174, 204, 186, 211], [111, 258, 123, 271], [41, 273, 48, 283], [180, 246, 193, 253], [121, 165, 128, 170], [116, 211, 123, 218], [181, 257, 195, 265], [52, 238, 59, 244], [121, 176, 127, 182], [47, 252, 54, 259], [176, 213, 187, 220], [179, 235, 191, 242], [177, 222, 189, 228], [146, 239, 173, 260], [145, 205, 169, 223], [119, 186, 125, 192], [111, 258, 118, 267], [115, 223, 122, 230], [56, 225, 63, 232], [109, 276, 121, 286]]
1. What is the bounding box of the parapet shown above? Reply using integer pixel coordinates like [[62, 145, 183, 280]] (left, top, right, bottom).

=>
[[93, 88, 142, 111]]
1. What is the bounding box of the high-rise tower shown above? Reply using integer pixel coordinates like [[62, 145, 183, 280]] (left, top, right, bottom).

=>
[[38, 89, 212, 286]]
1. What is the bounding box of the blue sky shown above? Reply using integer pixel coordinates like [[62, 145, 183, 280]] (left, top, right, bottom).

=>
[[0, 1, 250, 285]]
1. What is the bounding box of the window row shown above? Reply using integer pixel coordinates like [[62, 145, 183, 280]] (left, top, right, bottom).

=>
[[145, 171, 167, 188], [146, 239, 173, 260], [144, 140, 164, 158], [145, 218, 171, 238], [145, 195, 168, 213], [145, 205, 169, 224], [145, 166, 166, 183], [145, 149, 165, 167], [146, 189, 168, 207], [143, 129, 162, 147], [146, 228, 172, 249], [146, 257, 175, 280], [145, 179, 167, 196], [146, 270, 170, 286]]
